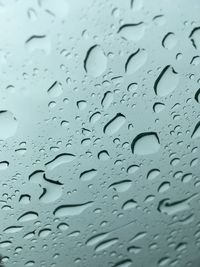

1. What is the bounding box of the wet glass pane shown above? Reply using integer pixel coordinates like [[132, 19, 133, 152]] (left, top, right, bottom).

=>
[[0, 0, 200, 266]]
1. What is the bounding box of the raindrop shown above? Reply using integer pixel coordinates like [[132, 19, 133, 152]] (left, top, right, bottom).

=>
[[0, 110, 18, 140], [154, 65, 179, 96], [125, 49, 147, 74], [131, 132, 160, 155], [84, 45, 107, 77], [53, 202, 93, 217], [118, 22, 145, 42], [103, 113, 126, 135]]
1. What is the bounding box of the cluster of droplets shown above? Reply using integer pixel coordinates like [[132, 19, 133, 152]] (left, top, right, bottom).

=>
[[1, 0, 200, 266]]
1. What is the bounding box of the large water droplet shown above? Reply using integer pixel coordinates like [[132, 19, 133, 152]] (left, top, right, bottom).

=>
[[191, 121, 200, 139], [131, 132, 160, 155], [17, 211, 38, 222], [47, 81, 63, 98], [53, 202, 93, 217], [118, 22, 145, 42], [95, 238, 118, 252], [86, 233, 109, 246], [162, 32, 177, 49], [189, 27, 200, 50], [25, 35, 51, 54], [109, 180, 132, 193], [0, 110, 18, 140], [125, 49, 147, 74], [103, 113, 126, 135], [84, 45, 107, 77], [79, 169, 97, 181], [45, 153, 75, 171], [154, 65, 179, 96]]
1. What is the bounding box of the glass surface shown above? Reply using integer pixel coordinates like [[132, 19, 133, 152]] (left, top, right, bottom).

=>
[[0, 0, 200, 266]]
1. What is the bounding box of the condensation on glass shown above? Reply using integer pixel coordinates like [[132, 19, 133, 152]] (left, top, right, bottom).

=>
[[0, 0, 200, 266]]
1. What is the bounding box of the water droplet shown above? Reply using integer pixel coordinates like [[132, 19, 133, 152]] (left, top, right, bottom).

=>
[[109, 180, 132, 193], [191, 121, 200, 139], [98, 150, 110, 160], [45, 153, 75, 171], [86, 233, 109, 246], [4, 226, 23, 234], [0, 241, 12, 248], [147, 169, 160, 180], [157, 194, 197, 215], [158, 181, 170, 193], [153, 102, 165, 113], [94, 238, 118, 252], [189, 27, 200, 50], [162, 32, 177, 49], [79, 169, 97, 181], [25, 35, 51, 54], [113, 259, 132, 267], [127, 164, 139, 174], [0, 161, 9, 170], [53, 202, 93, 217], [131, 132, 160, 155], [122, 199, 137, 210], [101, 91, 113, 109], [17, 211, 38, 222], [103, 113, 126, 135], [57, 223, 69, 231], [38, 228, 51, 238], [0, 110, 18, 140], [84, 45, 107, 77], [125, 49, 147, 74], [47, 81, 63, 98], [118, 22, 145, 42], [154, 65, 179, 96]]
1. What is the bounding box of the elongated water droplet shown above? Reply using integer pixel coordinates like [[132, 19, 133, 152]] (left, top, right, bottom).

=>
[[84, 45, 107, 77], [86, 233, 109, 246], [45, 153, 75, 170], [18, 211, 38, 222], [95, 238, 118, 252], [154, 65, 179, 96], [53, 202, 93, 217], [109, 180, 132, 193], [189, 27, 200, 50], [118, 22, 145, 41], [125, 49, 147, 74], [79, 169, 97, 181]]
